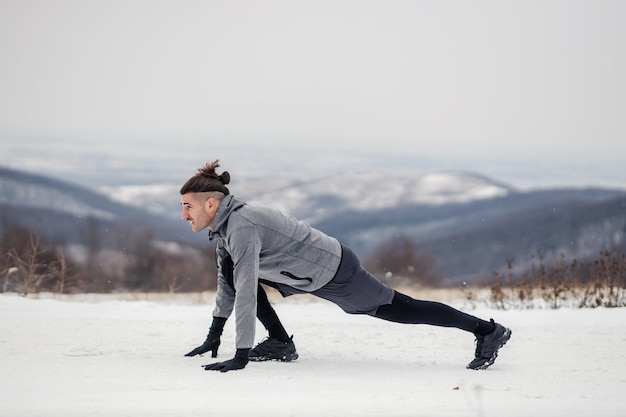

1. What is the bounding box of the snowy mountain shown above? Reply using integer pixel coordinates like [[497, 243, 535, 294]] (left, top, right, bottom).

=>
[[2, 166, 625, 284], [84, 171, 626, 283], [0, 167, 205, 248], [1, 167, 131, 221], [98, 171, 514, 224], [245, 171, 513, 224], [418, 192, 626, 283]]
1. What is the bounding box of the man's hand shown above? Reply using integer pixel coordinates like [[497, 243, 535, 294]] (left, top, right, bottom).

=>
[[185, 317, 227, 357], [203, 348, 250, 373], [185, 332, 221, 357]]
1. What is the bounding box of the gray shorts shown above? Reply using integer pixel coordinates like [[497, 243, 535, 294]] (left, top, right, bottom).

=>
[[265, 245, 394, 315]]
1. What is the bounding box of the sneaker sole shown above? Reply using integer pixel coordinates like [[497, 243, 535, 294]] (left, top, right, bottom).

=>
[[249, 352, 299, 362], [468, 327, 512, 370]]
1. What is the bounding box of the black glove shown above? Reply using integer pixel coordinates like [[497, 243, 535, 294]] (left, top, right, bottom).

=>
[[203, 348, 250, 372], [185, 317, 227, 357]]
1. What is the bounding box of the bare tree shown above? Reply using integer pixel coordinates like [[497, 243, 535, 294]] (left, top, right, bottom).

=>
[[80, 216, 101, 278], [364, 236, 441, 287], [9, 232, 57, 295]]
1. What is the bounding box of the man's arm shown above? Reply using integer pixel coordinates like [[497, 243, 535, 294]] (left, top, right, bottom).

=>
[[185, 243, 233, 358], [203, 226, 261, 372]]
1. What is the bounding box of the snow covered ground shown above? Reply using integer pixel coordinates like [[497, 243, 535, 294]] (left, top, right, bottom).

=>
[[1, 292, 625, 417]]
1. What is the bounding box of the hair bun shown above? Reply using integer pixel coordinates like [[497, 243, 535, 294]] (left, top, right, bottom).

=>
[[220, 171, 231, 185]]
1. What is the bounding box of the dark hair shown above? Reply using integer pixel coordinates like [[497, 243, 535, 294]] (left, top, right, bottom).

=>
[[180, 160, 231, 195]]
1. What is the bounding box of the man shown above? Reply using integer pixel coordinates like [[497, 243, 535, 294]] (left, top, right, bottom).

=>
[[181, 160, 511, 373]]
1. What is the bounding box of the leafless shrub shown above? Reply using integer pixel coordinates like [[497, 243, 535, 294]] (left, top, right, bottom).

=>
[[578, 251, 626, 308], [1, 225, 217, 295], [4, 231, 57, 295], [485, 250, 625, 309], [489, 270, 506, 310]]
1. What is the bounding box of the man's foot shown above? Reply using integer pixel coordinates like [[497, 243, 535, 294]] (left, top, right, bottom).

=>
[[466, 319, 511, 370], [248, 336, 299, 362]]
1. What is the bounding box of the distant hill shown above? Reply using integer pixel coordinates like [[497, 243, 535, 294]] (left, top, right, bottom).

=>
[[237, 172, 626, 284], [98, 170, 626, 283], [0, 166, 206, 248], [418, 192, 626, 284], [2, 166, 625, 284]]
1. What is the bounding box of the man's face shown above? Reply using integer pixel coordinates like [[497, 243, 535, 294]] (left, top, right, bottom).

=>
[[180, 193, 218, 232]]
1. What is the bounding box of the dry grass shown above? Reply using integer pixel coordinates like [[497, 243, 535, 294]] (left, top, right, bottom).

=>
[[15, 251, 625, 310], [482, 251, 626, 309]]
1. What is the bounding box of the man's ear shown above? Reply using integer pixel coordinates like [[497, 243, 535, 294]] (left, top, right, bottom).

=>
[[205, 196, 218, 213]]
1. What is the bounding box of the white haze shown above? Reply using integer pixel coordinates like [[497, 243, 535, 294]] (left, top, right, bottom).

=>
[[1, 1, 626, 191]]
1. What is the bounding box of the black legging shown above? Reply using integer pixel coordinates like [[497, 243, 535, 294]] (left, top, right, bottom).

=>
[[255, 283, 284, 331], [375, 291, 494, 335]]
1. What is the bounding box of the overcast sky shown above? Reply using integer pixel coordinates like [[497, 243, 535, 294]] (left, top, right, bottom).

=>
[[1, 0, 625, 188]]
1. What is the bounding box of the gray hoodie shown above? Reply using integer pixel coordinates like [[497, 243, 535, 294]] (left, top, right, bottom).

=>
[[208, 194, 342, 348]]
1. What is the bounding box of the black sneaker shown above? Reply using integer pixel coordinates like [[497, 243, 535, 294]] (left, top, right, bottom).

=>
[[466, 319, 511, 370], [248, 336, 299, 362]]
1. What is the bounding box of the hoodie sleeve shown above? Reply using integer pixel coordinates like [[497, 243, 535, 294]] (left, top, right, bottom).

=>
[[228, 223, 262, 349]]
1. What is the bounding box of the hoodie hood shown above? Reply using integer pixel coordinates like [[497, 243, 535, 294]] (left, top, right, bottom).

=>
[[208, 194, 245, 240]]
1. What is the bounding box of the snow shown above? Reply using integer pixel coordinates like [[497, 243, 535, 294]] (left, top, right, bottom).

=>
[[1, 293, 625, 417], [97, 183, 181, 216]]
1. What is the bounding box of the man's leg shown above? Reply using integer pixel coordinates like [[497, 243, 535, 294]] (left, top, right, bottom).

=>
[[256, 284, 290, 342], [222, 255, 298, 361], [249, 284, 299, 362], [313, 246, 511, 369], [374, 291, 511, 369], [374, 290, 495, 335]]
